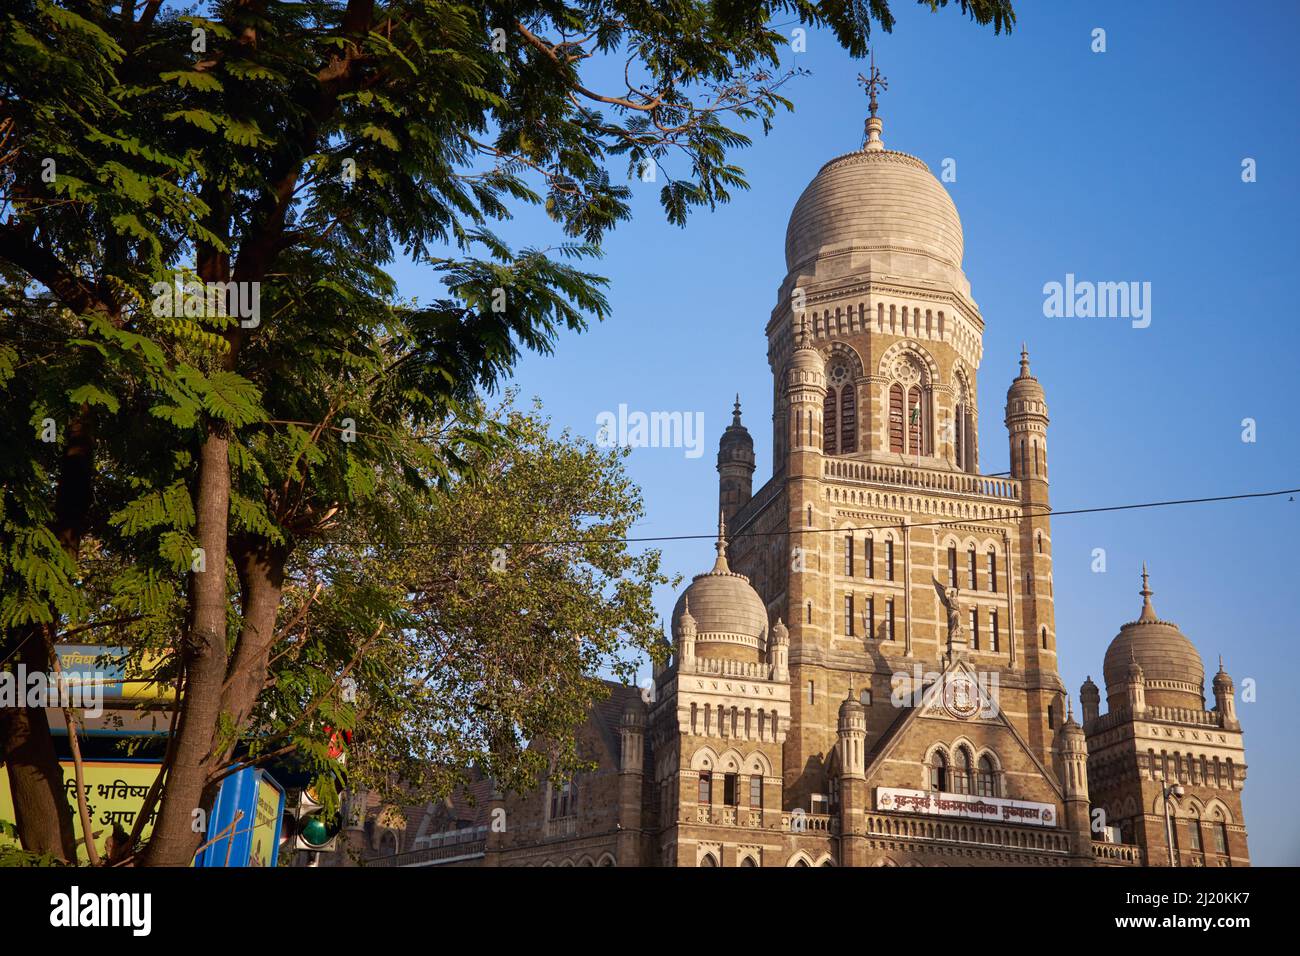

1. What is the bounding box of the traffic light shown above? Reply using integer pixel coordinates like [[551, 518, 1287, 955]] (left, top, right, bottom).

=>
[[294, 786, 341, 852]]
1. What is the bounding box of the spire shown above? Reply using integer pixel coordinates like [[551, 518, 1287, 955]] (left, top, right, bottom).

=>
[[857, 48, 888, 152], [1018, 342, 1032, 378], [711, 510, 730, 573], [732, 394, 742, 426], [1139, 563, 1158, 622]]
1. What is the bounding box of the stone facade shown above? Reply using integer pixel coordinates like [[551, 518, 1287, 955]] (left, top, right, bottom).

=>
[[334, 110, 1249, 869]]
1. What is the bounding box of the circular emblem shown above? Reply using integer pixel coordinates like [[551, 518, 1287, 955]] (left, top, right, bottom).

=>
[[943, 675, 980, 720]]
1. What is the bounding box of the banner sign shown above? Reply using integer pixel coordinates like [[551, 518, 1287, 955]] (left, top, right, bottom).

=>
[[54, 645, 173, 701], [0, 760, 162, 862], [875, 787, 1057, 828]]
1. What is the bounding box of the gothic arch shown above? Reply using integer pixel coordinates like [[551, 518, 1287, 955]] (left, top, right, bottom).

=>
[[716, 748, 744, 774], [596, 852, 617, 867], [743, 751, 773, 776], [878, 339, 940, 383], [1204, 799, 1235, 824], [787, 851, 816, 867], [690, 746, 719, 773], [822, 340, 865, 377]]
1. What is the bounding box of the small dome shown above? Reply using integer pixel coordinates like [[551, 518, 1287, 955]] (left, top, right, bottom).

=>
[[1006, 346, 1047, 408], [718, 396, 753, 452], [672, 515, 768, 662], [1080, 676, 1100, 702], [784, 142, 963, 288], [1103, 568, 1205, 710], [1213, 657, 1233, 693]]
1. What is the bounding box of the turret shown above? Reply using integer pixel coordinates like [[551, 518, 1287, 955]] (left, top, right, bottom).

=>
[[676, 598, 696, 673], [1005, 345, 1058, 754], [768, 617, 789, 682], [836, 684, 868, 866], [1005, 344, 1049, 486], [785, 318, 826, 469], [1055, 698, 1093, 861], [717, 395, 755, 524], [1213, 656, 1239, 729], [1124, 651, 1147, 716], [616, 695, 647, 866], [1080, 676, 1100, 725]]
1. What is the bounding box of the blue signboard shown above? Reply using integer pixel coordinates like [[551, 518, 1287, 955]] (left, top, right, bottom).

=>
[[195, 766, 286, 867]]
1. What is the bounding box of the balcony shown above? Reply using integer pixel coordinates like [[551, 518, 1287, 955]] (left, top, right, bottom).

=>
[[1092, 841, 1144, 865], [823, 459, 1021, 503], [696, 805, 764, 828]]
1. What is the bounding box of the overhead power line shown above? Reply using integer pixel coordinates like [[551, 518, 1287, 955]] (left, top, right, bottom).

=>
[[436, 486, 1300, 549]]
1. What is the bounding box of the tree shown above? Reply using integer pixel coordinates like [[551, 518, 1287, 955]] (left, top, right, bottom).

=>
[[0, 0, 1014, 865]]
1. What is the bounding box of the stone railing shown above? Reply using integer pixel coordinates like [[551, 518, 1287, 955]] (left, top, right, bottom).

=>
[[696, 805, 764, 828], [823, 459, 1020, 502], [1086, 706, 1224, 735], [688, 656, 769, 679], [1092, 841, 1144, 865], [1144, 705, 1223, 728], [369, 838, 487, 867], [862, 812, 1069, 854], [545, 815, 578, 839], [783, 812, 839, 834]]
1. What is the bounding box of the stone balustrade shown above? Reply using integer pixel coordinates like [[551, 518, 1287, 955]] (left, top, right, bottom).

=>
[[823, 459, 1021, 501]]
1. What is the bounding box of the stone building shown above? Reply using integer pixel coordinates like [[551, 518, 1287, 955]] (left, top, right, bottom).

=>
[[339, 104, 1249, 868]]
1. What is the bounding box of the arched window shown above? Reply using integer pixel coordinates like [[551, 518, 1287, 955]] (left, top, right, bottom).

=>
[[952, 748, 973, 794], [928, 751, 948, 792], [823, 388, 838, 455], [1041, 626, 1049, 650], [700, 853, 719, 867], [976, 755, 998, 796], [907, 385, 922, 455], [740, 856, 758, 867], [840, 380, 857, 452], [825, 362, 857, 456], [889, 384, 905, 453]]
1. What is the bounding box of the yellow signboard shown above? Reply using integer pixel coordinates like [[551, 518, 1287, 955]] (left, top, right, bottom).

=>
[[0, 760, 161, 862], [250, 776, 281, 867]]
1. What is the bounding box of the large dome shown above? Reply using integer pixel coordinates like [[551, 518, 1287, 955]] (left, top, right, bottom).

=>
[[1103, 570, 1205, 711], [783, 143, 964, 287], [672, 519, 768, 663]]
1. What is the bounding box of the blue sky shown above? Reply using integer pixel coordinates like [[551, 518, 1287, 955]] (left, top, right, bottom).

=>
[[394, 1, 1300, 864]]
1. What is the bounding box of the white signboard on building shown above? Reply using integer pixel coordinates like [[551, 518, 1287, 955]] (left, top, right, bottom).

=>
[[875, 787, 1057, 828]]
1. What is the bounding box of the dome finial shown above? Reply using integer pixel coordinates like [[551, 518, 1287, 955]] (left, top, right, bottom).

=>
[[1139, 563, 1157, 622], [732, 393, 742, 426], [712, 509, 730, 572], [1019, 343, 1032, 378], [857, 49, 888, 152]]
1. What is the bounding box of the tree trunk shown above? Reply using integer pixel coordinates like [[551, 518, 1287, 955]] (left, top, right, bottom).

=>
[[0, 627, 77, 861], [140, 424, 232, 866], [218, 535, 290, 745], [0, 410, 95, 860]]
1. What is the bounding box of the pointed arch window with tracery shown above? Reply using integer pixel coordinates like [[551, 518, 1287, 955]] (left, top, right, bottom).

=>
[[823, 361, 858, 455], [888, 351, 931, 456]]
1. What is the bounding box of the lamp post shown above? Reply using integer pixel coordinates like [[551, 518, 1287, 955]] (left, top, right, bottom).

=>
[[1160, 781, 1185, 866]]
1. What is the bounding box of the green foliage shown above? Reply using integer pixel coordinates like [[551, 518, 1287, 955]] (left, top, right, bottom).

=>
[[0, 0, 1013, 859]]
